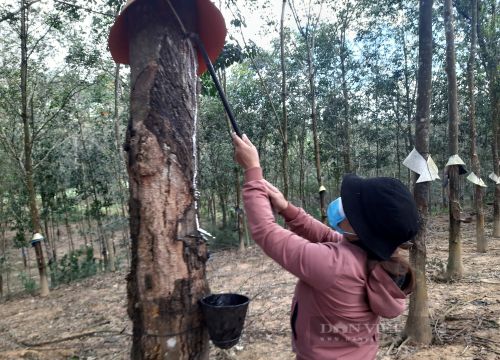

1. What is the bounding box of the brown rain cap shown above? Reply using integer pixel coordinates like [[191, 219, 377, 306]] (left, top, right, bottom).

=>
[[108, 0, 226, 75]]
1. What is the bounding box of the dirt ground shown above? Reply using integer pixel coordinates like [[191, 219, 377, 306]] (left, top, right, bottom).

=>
[[0, 213, 499, 360]]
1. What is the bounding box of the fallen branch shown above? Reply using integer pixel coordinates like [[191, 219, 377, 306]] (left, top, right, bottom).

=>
[[19, 328, 130, 348]]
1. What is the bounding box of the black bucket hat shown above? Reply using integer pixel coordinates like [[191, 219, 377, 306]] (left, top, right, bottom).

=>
[[340, 174, 419, 261]]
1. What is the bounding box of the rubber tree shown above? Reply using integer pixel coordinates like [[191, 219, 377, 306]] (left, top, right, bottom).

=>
[[444, 0, 464, 280], [339, 5, 355, 174], [290, 0, 327, 221], [404, 0, 433, 344], [20, 0, 49, 297], [467, 0, 486, 252], [280, 0, 290, 200], [125, 0, 209, 358], [477, 0, 499, 238]]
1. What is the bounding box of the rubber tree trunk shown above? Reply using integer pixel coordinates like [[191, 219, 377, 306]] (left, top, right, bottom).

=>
[[77, 117, 113, 270], [299, 119, 306, 207], [280, 0, 290, 199], [0, 204, 6, 298], [306, 36, 326, 222], [467, 0, 486, 252], [402, 28, 414, 152], [125, 1, 209, 358], [113, 63, 131, 253], [290, 1, 326, 219], [477, 0, 500, 237], [340, 21, 353, 174], [20, 0, 49, 297], [444, 0, 463, 280], [489, 82, 500, 238], [218, 190, 227, 228], [404, 0, 433, 344], [235, 167, 245, 251]]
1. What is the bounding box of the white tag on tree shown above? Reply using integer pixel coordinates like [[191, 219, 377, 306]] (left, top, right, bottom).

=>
[[467, 172, 487, 187], [489, 173, 500, 184], [403, 148, 440, 183], [445, 154, 467, 175], [427, 156, 440, 180], [445, 154, 466, 166]]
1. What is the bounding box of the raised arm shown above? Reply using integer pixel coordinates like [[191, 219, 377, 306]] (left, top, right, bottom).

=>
[[242, 168, 339, 289], [280, 203, 342, 244], [259, 178, 342, 244], [232, 133, 341, 289]]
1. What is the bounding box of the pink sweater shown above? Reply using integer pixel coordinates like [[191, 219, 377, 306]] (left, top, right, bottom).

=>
[[243, 168, 408, 360]]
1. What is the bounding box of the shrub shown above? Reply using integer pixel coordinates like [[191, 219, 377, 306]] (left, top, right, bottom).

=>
[[49, 246, 98, 286], [19, 271, 38, 295]]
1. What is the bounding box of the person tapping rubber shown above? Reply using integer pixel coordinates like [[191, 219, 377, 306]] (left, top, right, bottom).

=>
[[232, 133, 418, 360]]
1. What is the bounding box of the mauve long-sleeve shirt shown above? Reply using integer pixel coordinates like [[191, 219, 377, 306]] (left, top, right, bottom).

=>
[[242, 167, 408, 360]]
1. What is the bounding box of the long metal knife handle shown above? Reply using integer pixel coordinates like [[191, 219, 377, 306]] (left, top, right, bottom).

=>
[[190, 33, 242, 138]]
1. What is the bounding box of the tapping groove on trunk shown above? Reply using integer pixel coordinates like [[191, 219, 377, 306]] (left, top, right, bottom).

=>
[[125, 1, 209, 358]]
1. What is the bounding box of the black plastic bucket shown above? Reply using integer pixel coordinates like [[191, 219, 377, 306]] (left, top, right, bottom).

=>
[[200, 293, 250, 349]]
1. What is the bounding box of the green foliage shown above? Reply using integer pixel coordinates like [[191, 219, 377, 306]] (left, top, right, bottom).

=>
[[12, 231, 27, 249], [49, 246, 98, 286], [18, 272, 38, 295], [205, 226, 240, 251], [214, 42, 245, 70]]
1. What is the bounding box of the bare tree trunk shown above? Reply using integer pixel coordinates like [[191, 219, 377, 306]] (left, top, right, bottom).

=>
[[125, 1, 209, 358], [306, 37, 326, 222], [20, 0, 49, 297], [299, 119, 306, 207], [280, 0, 290, 199], [394, 93, 403, 180], [340, 23, 353, 174], [468, 0, 486, 252], [404, 0, 433, 344], [65, 214, 74, 252], [477, 0, 499, 237], [77, 118, 112, 270], [42, 201, 54, 262], [84, 196, 93, 248], [490, 87, 500, 238], [50, 209, 58, 261], [402, 28, 414, 152], [0, 204, 5, 298], [289, 1, 326, 219], [444, 0, 463, 280], [235, 167, 245, 251], [402, 28, 416, 187], [209, 193, 216, 227], [113, 63, 130, 255], [21, 246, 27, 269], [218, 191, 227, 229]]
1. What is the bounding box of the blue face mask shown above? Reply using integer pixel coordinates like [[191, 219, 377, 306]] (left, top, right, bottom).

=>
[[327, 197, 356, 236]]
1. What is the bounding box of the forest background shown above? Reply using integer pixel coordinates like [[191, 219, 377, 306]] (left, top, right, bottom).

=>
[[0, 0, 498, 357]]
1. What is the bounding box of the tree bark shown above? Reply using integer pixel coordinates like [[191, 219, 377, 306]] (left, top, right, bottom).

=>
[[340, 22, 353, 174], [20, 0, 49, 297], [113, 62, 130, 250], [307, 35, 327, 222], [280, 0, 290, 199], [402, 28, 414, 153], [468, 0, 486, 252], [125, 1, 209, 358], [299, 119, 306, 207], [444, 0, 463, 280], [477, 0, 499, 237], [218, 190, 227, 229], [77, 117, 113, 270], [235, 167, 245, 251], [404, 0, 433, 344], [0, 200, 5, 298]]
